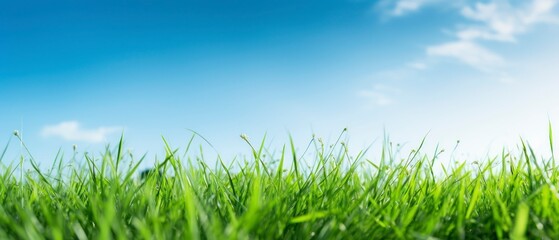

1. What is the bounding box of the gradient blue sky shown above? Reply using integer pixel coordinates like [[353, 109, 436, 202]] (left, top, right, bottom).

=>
[[1, 0, 559, 167]]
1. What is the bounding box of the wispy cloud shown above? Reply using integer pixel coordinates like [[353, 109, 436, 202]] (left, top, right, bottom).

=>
[[407, 61, 428, 70], [426, 40, 504, 71], [41, 121, 121, 143], [380, 0, 441, 16], [381, 0, 558, 72], [458, 0, 557, 42], [392, 0, 430, 16], [358, 84, 400, 107], [432, 0, 556, 71]]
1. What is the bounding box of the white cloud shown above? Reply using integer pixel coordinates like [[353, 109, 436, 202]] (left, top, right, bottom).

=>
[[358, 84, 400, 107], [427, 40, 504, 71], [360, 91, 392, 106], [414, 0, 558, 72], [379, 0, 465, 16], [42, 121, 121, 143], [407, 61, 428, 70], [458, 0, 558, 42], [392, 0, 429, 16]]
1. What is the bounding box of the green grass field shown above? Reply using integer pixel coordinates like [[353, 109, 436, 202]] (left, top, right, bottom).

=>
[[1, 129, 559, 239]]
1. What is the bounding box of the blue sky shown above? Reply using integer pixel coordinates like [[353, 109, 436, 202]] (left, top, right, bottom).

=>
[[1, 0, 559, 167]]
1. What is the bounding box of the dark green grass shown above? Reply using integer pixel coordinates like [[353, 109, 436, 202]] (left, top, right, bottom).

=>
[[1, 130, 559, 239]]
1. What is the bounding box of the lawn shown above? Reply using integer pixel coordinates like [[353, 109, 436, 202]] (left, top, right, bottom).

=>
[[1, 129, 558, 239]]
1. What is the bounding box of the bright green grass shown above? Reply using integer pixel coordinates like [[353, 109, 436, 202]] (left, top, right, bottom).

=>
[[1, 129, 559, 240]]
